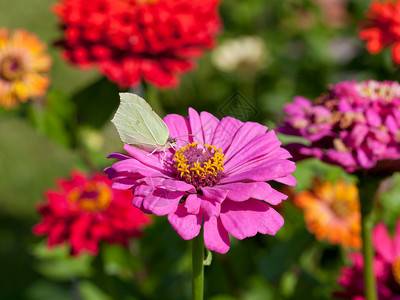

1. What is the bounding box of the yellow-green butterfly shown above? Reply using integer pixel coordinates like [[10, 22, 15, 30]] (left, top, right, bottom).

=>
[[112, 93, 177, 155]]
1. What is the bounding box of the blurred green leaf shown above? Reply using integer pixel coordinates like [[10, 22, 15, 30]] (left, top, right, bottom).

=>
[[25, 281, 74, 300], [78, 280, 112, 300], [32, 242, 93, 280], [102, 244, 141, 278], [27, 90, 76, 147], [72, 77, 120, 128], [257, 227, 313, 282]]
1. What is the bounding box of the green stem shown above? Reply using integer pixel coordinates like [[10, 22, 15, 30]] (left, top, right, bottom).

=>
[[357, 175, 381, 300], [192, 226, 204, 300]]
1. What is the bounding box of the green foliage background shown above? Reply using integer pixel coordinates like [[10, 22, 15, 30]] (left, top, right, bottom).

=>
[[1, 0, 400, 299]]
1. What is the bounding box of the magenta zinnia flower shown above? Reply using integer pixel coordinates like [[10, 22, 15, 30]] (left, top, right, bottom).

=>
[[106, 108, 296, 254], [277, 80, 400, 174], [33, 170, 152, 256], [334, 219, 400, 299]]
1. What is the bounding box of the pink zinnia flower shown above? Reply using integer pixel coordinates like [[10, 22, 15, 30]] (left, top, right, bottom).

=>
[[33, 170, 152, 256], [277, 80, 400, 174], [334, 219, 400, 299], [106, 108, 296, 254]]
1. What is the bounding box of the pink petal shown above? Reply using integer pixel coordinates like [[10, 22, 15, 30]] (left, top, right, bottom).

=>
[[107, 153, 132, 160], [211, 117, 243, 151], [220, 160, 296, 184], [188, 108, 204, 144], [200, 111, 220, 145], [185, 194, 201, 214], [164, 114, 191, 147], [131, 196, 153, 214], [201, 187, 228, 203], [356, 148, 375, 169], [203, 215, 230, 254], [224, 130, 282, 175], [394, 219, 400, 257], [251, 182, 288, 205], [168, 205, 202, 240], [135, 185, 185, 216], [111, 180, 138, 190], [373, 222, 395, 263], [140, 178, 195, 192], [220, 199, 284, 240], [123, 144, 170, 171], [223, 122, 268, 160], [217, 182, 258, 202], [112, 158, 165, 177], [201, 198, 221, 217], [274, 174, 297, 186]]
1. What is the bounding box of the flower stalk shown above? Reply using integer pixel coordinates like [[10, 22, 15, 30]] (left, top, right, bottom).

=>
[[192, 226, 204, 300], [357, 175, 381, 300]]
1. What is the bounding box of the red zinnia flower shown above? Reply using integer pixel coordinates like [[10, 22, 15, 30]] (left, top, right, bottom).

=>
[[33, 170, 152, 256], [53, 0, 221, 88], [359, 0, 400, 63]]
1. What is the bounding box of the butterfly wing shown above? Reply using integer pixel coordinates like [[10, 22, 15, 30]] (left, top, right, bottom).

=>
[[112, 93, 170, 151]]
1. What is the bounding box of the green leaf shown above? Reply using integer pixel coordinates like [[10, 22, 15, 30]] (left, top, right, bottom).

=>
[[25, 280, 74, 300], [102, 244, 141, 278], [78, 281, 112, 300], [72, 77, 120, 128], [31, 242, 93, 280], [26, 90, 76, 147]]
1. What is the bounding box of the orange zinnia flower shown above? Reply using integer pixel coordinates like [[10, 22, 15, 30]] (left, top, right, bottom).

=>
[[0, 28, 51, 108], [295, 179, 361, 249]]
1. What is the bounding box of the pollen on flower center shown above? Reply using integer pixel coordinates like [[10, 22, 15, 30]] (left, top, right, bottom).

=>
[[0, 56, 25, 81], [393, 257, 400, 286], [173, 142, 226, 189], [356, 81, 400, 102], [331, 196, 358, 218], [68, 181, 112, 212]]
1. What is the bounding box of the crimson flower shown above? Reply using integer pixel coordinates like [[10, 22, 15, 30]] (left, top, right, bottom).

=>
[[359, 0, 400, 63], [106, 108, 296, 254], [33, 170, 152, 256], [53, 0, 221, 88], [334, 219, 400, 299]]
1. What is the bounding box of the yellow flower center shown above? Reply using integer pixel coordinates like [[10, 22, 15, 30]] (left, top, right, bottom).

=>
[[393, 257, 400, 286], [173, 142, 226, 189], [330, 183, 359, 218], [0, 56, 25, 81], [68, 181, 112, 212]]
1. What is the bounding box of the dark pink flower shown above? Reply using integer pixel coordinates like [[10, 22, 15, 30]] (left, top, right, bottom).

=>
[[106, 108, 296, 254], [277, 80, 400, 174], [33, 170, 152, 256], [334, 219, 400, 299]]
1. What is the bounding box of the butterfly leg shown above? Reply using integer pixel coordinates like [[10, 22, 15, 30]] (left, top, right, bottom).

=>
[[147, 148, 158, 156]]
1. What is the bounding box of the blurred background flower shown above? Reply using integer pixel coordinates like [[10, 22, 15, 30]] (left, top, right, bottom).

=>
[[294, 178, 361, 249], [53, 0, 221, 88], [313, 0, 351, 28], [211, 36, 267, 75], [278, 80, 400, 174], [0, 28, 51, 108], [359, 0, 400, 64], [334, 220, 400, 299], [33, 170, 152, 256]]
